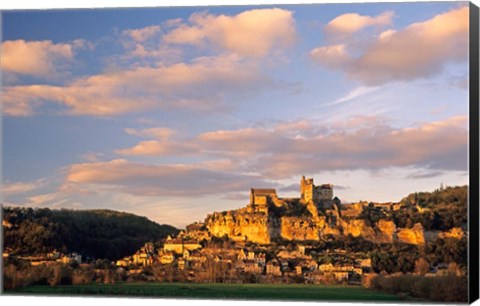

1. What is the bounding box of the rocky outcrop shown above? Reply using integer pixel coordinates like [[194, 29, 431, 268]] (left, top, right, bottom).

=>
[[441, 227, 464, 239], [396, 223, 425, 245], [424, 227, 464, 243], [376, 220, 396, 243], [205, 211, 271, 244], [341, 219, 377, 241], [280, 217, 319, 241], [203, 198, 433, 246]]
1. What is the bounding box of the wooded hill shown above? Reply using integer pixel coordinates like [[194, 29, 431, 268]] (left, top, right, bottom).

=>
[[395, 185, 467, 231], [2, 207, 179, 260]]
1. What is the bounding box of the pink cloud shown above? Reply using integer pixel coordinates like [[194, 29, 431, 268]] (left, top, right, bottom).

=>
[[2, 54, 272, 116], [122, 25, 161, 42], [164, 8, 296, 57], [311, 7, 468, 85], [114, 116, 467, 179], [1, 40, 76, 77], [2, 180, 45, 196], [65, 159, 272, 197], [116, 140, 199, 156], [324, 11, 394, 39]]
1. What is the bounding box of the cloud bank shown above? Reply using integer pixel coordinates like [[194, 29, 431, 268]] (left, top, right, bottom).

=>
[[311, 7, 469, 85], [2, 54, 272, 116]]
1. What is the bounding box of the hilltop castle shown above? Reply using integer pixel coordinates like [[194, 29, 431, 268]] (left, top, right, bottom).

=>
[[188, 175, 434, 246], [300, 176, 334, 209], [247, 176, 335, 214]]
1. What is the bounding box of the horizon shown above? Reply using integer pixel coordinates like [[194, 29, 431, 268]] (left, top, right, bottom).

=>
[[1, 1, 470, 228]]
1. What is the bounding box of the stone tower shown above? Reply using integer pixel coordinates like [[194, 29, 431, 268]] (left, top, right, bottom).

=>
[[300, 176, 315, 203], [300, 176, 334, 205]]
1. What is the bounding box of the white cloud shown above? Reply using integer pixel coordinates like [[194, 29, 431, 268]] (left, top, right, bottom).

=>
[[323, 86, 380, 107]]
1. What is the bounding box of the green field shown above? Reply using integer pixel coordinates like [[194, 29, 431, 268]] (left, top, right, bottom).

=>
[[6, 283, 402, 301]]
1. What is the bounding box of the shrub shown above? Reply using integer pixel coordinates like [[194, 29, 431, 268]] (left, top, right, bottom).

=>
[[370, 274, 467, 302], [72, 268, 94, 285], [48, 264, 72, 286]]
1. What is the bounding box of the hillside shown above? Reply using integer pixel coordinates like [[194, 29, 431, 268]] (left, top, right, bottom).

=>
[[2, 207, 179, 260], [394, 185, 468, 231], [202, 183, 468, 245]]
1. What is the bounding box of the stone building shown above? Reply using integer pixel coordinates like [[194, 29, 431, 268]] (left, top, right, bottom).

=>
[[247, 188, 277, 214], [266, 259, 282, 276], [163, 235, 201, 254], [300, 176, 334, 209], [244, 260, 263, 274]]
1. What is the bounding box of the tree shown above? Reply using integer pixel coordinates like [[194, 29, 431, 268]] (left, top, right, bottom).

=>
[[414, 257, 430, 275]]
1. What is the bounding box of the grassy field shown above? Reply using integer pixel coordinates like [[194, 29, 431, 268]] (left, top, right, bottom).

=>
[[6, 282, 402, 301]]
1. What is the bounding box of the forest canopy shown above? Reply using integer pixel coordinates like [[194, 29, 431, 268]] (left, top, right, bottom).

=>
[[2, 207, 178, 260]]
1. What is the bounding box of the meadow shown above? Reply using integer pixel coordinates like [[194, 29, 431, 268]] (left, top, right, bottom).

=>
[[6, 282, 403, 301]]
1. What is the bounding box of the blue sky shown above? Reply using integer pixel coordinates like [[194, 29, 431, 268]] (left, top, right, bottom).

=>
[[1, 1, 470, 227]]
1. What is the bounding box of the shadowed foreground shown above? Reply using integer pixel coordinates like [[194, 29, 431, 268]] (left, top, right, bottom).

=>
[[7, 283, 402, 301]]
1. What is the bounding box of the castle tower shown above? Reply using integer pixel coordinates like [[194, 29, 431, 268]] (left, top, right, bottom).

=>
[[300, 176, 315, 203]]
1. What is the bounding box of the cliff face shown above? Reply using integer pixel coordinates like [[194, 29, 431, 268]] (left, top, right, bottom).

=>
[[205, 211, 271, 244], [396, 223, 425, 245], [280, 217, 319, 241], [203, 203, 432, 246], [441, 227, 464, 239], [341, 219, 373, 238], [376, 220, 396, 243]]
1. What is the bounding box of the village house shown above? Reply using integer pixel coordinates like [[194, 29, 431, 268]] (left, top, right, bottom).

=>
[[244, 259, 263, 274], [159, 251, 175, 264], [237, 249, 247, 260], [47, 250, 61, 260], [130, 243, 155, 266], [177, 258, 187, 270], [116, 257, 132, 267], [318, 263, 363, 281], [233, 258, 246, 272], [266, 259, 282, 276], [55, 252, 82, 265], [297, 258, 318, 271], [296, 265, 303, 275], [163, 235, 202, 254]]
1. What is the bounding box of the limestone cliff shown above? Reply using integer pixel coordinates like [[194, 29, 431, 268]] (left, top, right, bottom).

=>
[[396, 223, 425, 245], [204, 207, 422, 245], [376, 220, 396, 243], [205, 211, 271, 244], [200, 194, 436, 246], [341, 219, 378, 241], [280, 217, 319, 241], [441, 227, 464, 239]]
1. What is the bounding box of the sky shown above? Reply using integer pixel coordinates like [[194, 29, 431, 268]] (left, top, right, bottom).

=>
[[1, 1, 470, 228]]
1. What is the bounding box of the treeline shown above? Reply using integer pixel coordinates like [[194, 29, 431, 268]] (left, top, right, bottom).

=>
[[370, 274, 467, 302], [394, 185, 467, 231], [3, 207, 179, 260]]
